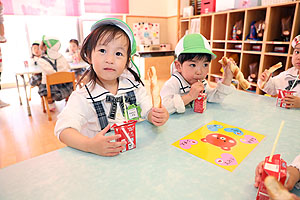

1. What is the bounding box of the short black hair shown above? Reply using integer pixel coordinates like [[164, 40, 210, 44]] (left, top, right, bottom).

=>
[[177, 53, 212, 64]]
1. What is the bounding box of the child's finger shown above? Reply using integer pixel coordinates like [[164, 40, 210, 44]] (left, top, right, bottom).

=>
[[98, 124, 111, 136], [105, 134, 121, 142], [107, 140, 126, 148], [104, 151, 121, 157]]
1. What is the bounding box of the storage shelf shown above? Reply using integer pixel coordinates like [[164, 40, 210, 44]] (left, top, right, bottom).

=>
[[179, 0, 299, 95], [264, 52, 289, 56], [243, 50, 262, 55]]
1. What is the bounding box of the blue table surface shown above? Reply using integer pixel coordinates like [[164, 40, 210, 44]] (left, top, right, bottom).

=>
[[0, 90, 299, 200]]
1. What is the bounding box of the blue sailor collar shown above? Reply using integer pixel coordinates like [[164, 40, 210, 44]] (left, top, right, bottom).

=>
[[172, 71, 208, 94], [85, 76, 140, 102], [172, 71, 191, 94]]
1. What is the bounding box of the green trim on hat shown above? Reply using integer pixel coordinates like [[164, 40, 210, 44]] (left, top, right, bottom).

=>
[[91, 18, 137, 56], [42, 35, 59, 49]]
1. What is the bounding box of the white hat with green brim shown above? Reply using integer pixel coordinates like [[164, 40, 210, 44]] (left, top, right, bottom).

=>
[[292, 35, 300, 48], [175, 33, 216, 60], [91, 18, 136, 56], [42, 35, 62, 60]]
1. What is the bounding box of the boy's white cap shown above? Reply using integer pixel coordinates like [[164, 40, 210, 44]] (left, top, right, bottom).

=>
[[175, 33, 216, 59], [91, 18, 136, 55], [292, 35, 300, 48], [42, 35, 62, 59]]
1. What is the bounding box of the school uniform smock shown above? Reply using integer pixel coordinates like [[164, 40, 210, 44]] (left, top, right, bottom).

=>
[[37, 56, 70, 84], [258, 67, 300, 97], [54, 76, 152, 140], [160, 71, 235, 113], [160, 71, 235, 114]]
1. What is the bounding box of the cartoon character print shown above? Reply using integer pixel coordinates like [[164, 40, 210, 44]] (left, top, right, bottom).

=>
[[179, 139, 198, 149], [224, 128, 244, 136], [215, 153, 238, 166], [201, 133, 237, 151], [240, 135, 258, 144], [207, 125, 223, 132]]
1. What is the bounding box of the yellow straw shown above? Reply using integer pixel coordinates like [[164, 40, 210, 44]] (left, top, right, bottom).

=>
[[269, 120, 285, 162]]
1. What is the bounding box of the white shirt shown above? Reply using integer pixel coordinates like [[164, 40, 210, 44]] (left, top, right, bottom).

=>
[[54, 76, 152, 139], [258, 67, 300, 97], [37, 55, 70, 84], [160, 71, 235, 114]]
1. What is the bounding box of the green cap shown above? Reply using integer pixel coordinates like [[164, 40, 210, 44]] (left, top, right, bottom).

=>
[[175, 34, 216, 59], [42, 35, 62, 59]]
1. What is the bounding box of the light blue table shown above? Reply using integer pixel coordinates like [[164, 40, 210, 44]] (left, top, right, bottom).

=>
[[0, 91, 299, 200]]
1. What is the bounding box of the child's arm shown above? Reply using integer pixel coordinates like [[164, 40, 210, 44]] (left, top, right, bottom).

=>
[[181, 81, 204, 105], [286, 166, 300, 191], [147, 107, 169, 126], [59, 125, 126, 157]]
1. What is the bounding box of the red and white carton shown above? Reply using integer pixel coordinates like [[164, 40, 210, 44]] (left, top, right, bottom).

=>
[[112, 120, 137, 152], [276, 89, 296, 108], [256, 154, 288, 200], [194, 93, 207, 113]]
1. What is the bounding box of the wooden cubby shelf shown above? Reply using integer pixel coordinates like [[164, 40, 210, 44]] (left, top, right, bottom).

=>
[[179, 1, 300, 95]]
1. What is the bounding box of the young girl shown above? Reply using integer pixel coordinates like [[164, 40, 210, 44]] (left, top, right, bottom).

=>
[[54, 18, 169, 157], [258, 35, 300, 108], [37, 36, 73, 111], [65, 39, 81, 63], [29, 42, 42, 87], [65, 39, 86, 85], [30, 42, 42, 65]]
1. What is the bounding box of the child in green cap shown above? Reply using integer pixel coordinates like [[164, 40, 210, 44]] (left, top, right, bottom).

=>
[[37, 36, 73, 111], [160, 33, 235, 114]]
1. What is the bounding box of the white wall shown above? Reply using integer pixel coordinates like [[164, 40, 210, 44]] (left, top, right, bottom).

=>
[[167, 0, 178, 16], [129, 0, 177, 17]]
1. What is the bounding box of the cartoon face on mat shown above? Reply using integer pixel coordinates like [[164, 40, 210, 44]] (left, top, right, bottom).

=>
[[201, 133, 237, 151]]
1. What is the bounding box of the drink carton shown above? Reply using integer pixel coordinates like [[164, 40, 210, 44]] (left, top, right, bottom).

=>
[[194, 93, 207, 113], [256, 154, 287, 200], [112, 120, 137, 152], [277, 89, 296, 108]]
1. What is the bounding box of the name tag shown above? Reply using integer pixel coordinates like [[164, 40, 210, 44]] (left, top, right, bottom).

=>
[[127, 104, 141, 120]]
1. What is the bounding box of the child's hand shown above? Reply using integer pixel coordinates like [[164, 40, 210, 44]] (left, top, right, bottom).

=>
[[284, 95, 300, 108], [149, 107, 169, 126], [222, 58, 234, 86], [291, 194, 300, 200], [87, 125, 126, 156], [254, 161, 264, 188], [286, 166, 300, 191], [188, 81, 205, 100], [260, 69, 270, 82]]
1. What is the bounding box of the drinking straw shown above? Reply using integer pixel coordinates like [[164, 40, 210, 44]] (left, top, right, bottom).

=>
[[121, 127, 134, 147], [269, 120, 285, 162], [289, 74, 299, 91]]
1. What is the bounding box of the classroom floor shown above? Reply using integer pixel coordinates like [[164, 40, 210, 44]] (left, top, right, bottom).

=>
[[0, 79, 167, 168]]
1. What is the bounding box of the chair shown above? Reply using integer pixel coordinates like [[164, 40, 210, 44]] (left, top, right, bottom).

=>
[[41, 71, 76, 121]]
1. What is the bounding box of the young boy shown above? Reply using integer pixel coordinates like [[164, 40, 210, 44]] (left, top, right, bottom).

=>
[[160, 33, 235, 114], [258, 35, 300, 108]]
